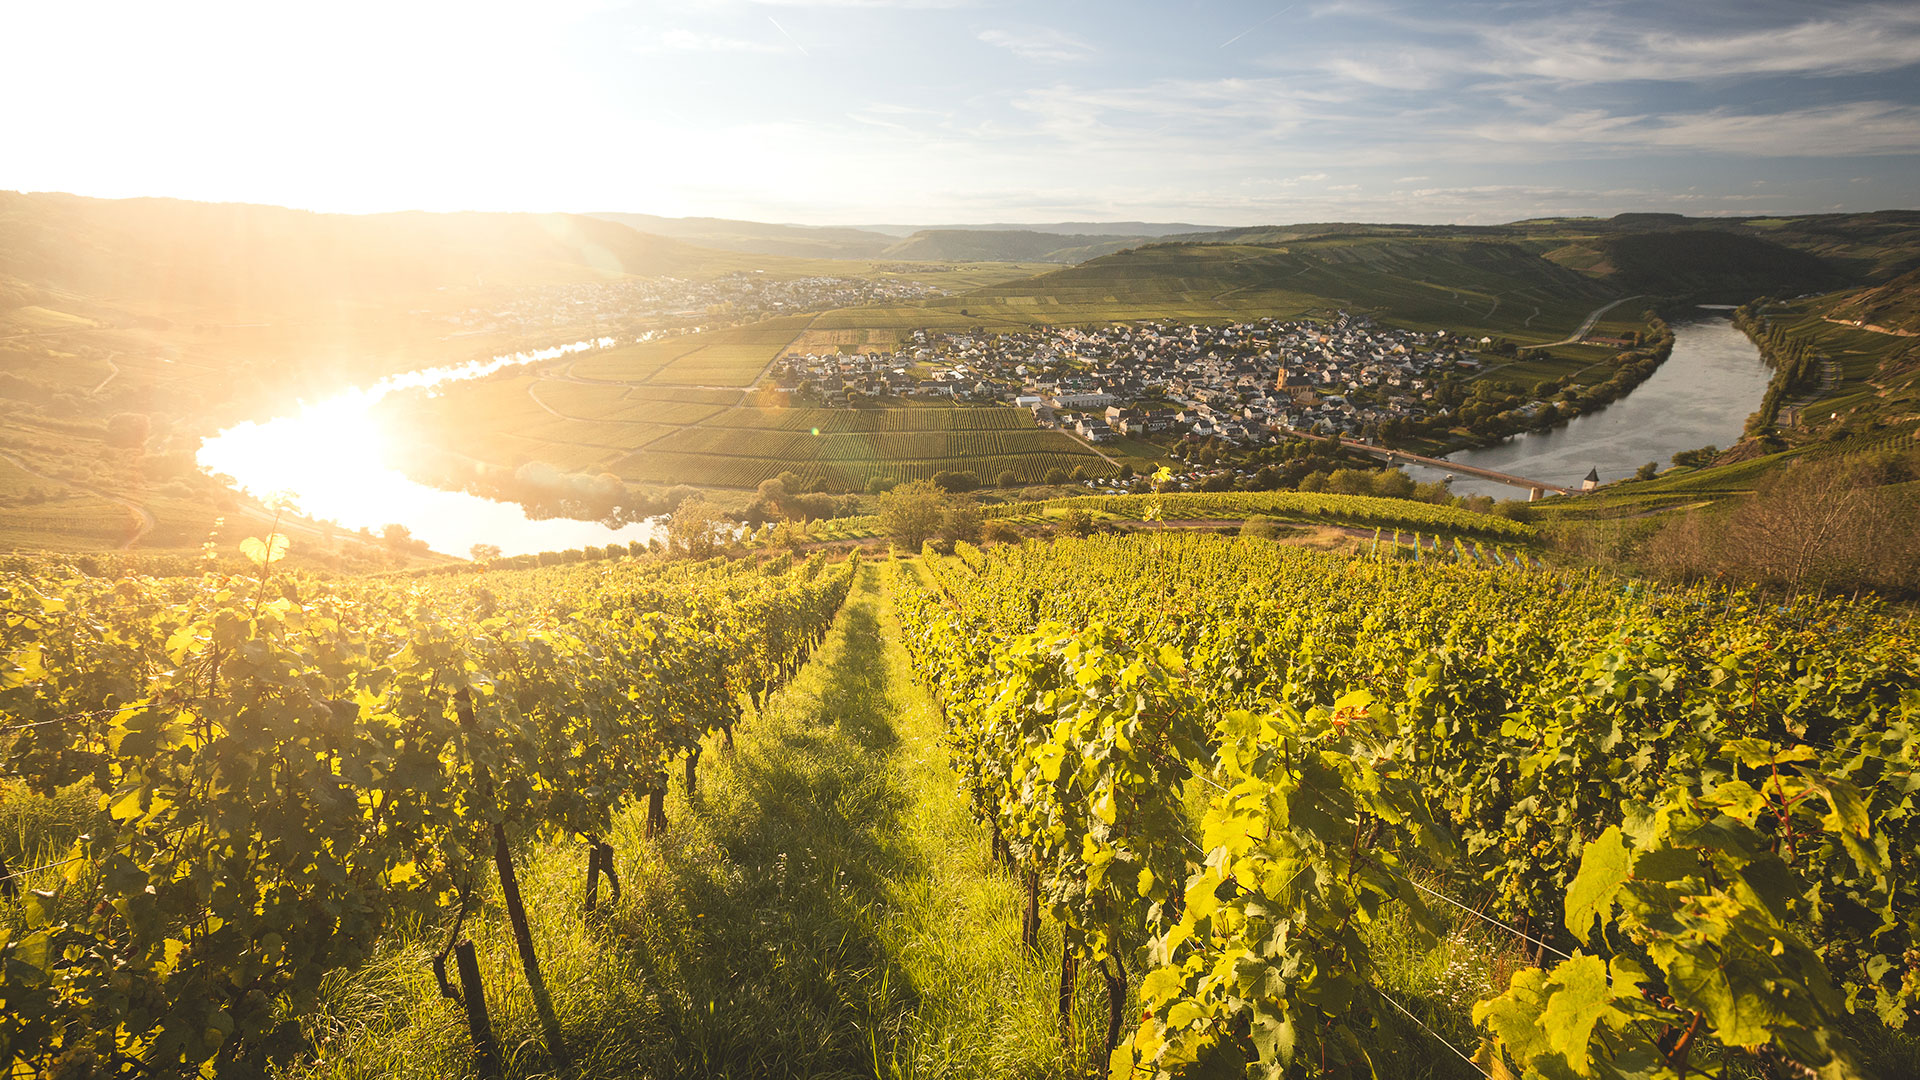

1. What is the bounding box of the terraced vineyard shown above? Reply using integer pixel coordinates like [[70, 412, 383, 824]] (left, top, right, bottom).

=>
[[611, 407, 1112, 490], [4, 531, 1917, 1079], [896, 533, 1920, 1079]]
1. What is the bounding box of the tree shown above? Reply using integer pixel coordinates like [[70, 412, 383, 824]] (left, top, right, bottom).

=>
[[931, 470, 980, 493], [104, 412, 151, 449], [940, 498, 984, 545], [756, 477, 790, 518], [668, 498, 730, 558], [381, 523, 413, 550], [1044, 467, 1068, 486], [470, 543, 502, 563], [1060, 507, 1096, 537], [1634, 461, 1659, 481], [982, 520, 1023, 544], [997, 468, 1019, 488], [1326, 468, 1374, 496], [1242, 515, 1285, 540], [878, 480, 949, 551]]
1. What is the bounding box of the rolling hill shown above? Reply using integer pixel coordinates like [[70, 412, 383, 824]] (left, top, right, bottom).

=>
[[951, 235, 1619, 339], [876, 229, 1149, 264], [588, 212, 898, 260], [0, 192, 761, 321], [1824, 266, 1920, 334]]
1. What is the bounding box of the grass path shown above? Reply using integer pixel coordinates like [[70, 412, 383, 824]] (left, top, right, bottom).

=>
[[300, 563, 1085, 1079]]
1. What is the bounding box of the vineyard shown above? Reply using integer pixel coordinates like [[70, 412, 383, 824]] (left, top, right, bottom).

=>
[[0, 545, 853, 1076], [895, 533, 1920, 1079], [3, 529, 1918, 1079], [610, 407, 1112, 491]]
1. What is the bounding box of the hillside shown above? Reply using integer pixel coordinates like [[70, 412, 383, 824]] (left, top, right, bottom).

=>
[[1175, 211, 1920, 295], [0, 192, 760, 321], [961, 235, 1617, 338], [856, 220, 1228, 238], [1547, 230, 1846, 301], [1822, 266, 1920, 334], [588, 211, 898, 260], [878, 228, 1149, 264]]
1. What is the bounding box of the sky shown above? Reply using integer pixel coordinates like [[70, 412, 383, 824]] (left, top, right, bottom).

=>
[[5, 0, 1919, 226]]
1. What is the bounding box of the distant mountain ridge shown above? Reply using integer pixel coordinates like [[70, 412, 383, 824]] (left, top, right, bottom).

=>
[[588, 212, 897, 260], [853, 221, 1230, 238], [875, 229, 1149, 264], [588, 212, 1230, 261], [0, 192, 758, 318]]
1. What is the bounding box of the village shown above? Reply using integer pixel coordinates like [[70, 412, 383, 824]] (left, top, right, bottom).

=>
[[769, 312, 1491, 446]]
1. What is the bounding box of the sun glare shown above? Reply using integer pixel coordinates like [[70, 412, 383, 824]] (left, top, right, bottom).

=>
[[194, 338, 653, 556]]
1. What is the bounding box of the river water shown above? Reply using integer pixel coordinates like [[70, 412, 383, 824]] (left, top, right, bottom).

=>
[[197, 339, 664, 559], [1401, 311, 1771, 499], [198, 311, 1767, 557]]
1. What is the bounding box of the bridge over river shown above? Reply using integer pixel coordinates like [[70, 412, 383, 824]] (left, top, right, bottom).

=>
[[1281, 429, 1580, 498]]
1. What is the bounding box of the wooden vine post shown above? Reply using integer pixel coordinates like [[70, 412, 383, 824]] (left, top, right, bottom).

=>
[[452, 940, 501, 1078], [457, 686, 567, 1065]]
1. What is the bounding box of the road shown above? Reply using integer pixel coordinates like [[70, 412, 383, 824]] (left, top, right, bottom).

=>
[[1541, 295, 1645, 347]]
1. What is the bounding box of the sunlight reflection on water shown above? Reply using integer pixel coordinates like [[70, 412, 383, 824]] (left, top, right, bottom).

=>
[[197, 338, 663, 558]]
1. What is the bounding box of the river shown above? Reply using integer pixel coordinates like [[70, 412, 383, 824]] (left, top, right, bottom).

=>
[[1401, 310, 1771, 499], [198, 311, 1767, 557], [197, 339, 665, 559]]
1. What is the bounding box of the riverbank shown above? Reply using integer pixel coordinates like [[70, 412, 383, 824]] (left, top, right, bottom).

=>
[[1403, 314, 1773, 498]]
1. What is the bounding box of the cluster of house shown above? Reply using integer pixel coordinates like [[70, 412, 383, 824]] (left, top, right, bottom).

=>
[[770, 312, 1485, 444], [429, 273, 948, 338]]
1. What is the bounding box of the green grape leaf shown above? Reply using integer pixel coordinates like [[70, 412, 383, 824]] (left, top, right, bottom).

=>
[[21, 889, 57, 928], [1565, 827, 1631, 940], [1474, 967, 1552, 1066], [1818, 778, 1871, 839], [1655, 944, 1771, 1049], [1140, 964, 1186, 1006], [1541, 953, 1613, 1077], [240, 533, 291, 566]]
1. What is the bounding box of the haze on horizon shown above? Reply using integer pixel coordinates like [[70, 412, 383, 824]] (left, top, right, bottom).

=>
[[6, 0, 1919, 228]]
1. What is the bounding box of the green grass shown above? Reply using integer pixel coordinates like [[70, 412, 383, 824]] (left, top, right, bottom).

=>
[[292, 565, 1089, 1079]]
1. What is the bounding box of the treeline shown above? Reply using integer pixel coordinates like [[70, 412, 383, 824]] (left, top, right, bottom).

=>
[[1736, 300, 1824, 434], [1445, 316, 1676, 447]]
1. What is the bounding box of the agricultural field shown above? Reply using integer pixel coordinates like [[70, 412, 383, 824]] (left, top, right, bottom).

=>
[[569, 315, 816, 386], [9, 531, 1913, 1079], [611, 407, 1110, 490]]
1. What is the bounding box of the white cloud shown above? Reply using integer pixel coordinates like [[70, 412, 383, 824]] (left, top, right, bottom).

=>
[[746, 0, 973, 7], [1305, 3, 1920, 87], [636, 28, 789, 53], [1467, 101, 1920, 157], [1486, 5, 1920, 84], [979, 27, 1095, 63]]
